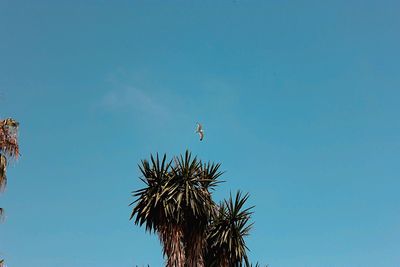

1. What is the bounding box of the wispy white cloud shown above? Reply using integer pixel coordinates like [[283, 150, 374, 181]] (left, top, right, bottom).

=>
[[97, 69, 242, 136], [100, 86, 170, 120]]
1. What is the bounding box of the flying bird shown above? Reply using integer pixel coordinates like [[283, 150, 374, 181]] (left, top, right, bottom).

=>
[[196, 123, 204, 141]]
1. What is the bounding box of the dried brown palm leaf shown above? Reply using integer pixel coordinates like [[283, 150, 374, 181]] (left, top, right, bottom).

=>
[[0, 118, 20, 225], [0, 154, 6, 191], [0, 118, 20, 160]]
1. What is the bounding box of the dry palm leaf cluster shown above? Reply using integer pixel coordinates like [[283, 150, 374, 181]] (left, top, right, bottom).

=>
[[0, 117, 19, 265], [0, 118, 20, 191]]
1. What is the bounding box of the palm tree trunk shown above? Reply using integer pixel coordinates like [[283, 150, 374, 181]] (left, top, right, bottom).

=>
[[220, 253, 229, 267], [185, 232, 205, 267], [159, 224, 185, 267]]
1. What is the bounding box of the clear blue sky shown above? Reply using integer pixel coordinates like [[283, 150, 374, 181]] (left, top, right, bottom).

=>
[[1, 1, 399, 266]]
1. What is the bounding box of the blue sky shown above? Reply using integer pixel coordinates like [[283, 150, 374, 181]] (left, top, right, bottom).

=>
[[1, 1, 399, 266]]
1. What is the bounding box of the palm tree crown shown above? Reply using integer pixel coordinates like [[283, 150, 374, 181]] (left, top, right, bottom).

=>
[[205, 191, 254, 267], [130, 151, 222, 267], [130, 151, 263, 267]]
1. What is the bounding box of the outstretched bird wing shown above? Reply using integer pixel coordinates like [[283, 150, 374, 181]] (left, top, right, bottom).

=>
[[196, 123, 202, 132], [195, 123, 204, 141], [199, 131, 204, 141]]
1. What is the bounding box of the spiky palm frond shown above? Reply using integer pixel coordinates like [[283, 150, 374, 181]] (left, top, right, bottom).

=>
[[205, 191, 254, 267], [170, 151, 220, 266], [130, 153, 173, 232], [130, 151, 223, 267], [170, 151, 216, 221], [199, 161, 224, 190], [130, 153, 186, 267]]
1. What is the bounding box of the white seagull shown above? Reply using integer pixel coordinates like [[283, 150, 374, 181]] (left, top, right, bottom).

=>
[[195, 123, 204, 141]]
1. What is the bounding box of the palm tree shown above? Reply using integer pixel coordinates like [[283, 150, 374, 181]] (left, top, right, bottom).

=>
[[129, 151, 268, 267], [0, 118, 20, 191], [0, 118, 20, 218], [130, 153, 184, 266], [205, 191, 254, 267], [0, 117, 19, 267], [130, 151, 222, 267], [170, 152, 222, 267]]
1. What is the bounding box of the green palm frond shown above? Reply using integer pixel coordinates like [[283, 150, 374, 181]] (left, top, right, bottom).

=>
[[200, 161, 224, 190], [130, 153, 172, 232], [170, 151, 214, 219], [130, 153, 187, 266], [205, 191, 254, 267]]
